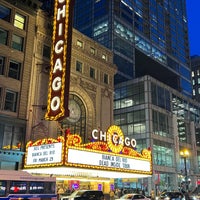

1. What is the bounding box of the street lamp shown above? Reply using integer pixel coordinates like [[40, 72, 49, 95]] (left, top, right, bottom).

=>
[[180, 149, 189, 192]]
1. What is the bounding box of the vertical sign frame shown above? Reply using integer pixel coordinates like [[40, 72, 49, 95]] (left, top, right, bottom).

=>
[[45, 0, 75, 121]]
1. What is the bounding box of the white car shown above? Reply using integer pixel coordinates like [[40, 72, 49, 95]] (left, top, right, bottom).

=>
[[116, 193, 151, 200]]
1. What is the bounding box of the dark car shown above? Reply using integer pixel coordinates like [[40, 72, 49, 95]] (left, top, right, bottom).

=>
[[158, 191, 185, 200], [116, 193, 151, 200], [60, 190, 105, 200]]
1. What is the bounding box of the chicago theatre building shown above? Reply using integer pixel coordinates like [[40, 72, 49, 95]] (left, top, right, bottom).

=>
[[24, 4, 152, 194]]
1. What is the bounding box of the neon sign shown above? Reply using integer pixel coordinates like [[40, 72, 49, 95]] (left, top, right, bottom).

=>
[[92, 125, 137, 153], [45, 0, 75, 121]]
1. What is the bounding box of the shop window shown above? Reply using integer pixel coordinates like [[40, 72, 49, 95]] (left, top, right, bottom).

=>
[[4, 90, 18, 112], [12, 34, 24, 51], [0, 4, 11, 22], [76, 61, 82, 73], [43, 45, 51, 59], [14, 13, 26, 30], [90, 67, 95, 79], [8, 61, 21, 80], [0, 28, 8, 45]]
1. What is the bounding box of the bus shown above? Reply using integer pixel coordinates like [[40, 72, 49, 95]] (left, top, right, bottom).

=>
[[0, 170, 57, 200]]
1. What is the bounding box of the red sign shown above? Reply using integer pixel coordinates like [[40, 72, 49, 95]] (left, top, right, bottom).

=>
[[45, 0, 75, 121]]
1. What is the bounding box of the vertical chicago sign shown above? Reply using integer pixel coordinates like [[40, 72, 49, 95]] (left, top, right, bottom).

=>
[[45, 0, 75, 121]]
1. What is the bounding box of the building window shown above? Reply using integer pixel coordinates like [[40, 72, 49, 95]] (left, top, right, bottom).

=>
[[0, 56, 5, 75], [14, 13, 26, 30], [191, 71, 194, 77], [76, 61, 82, 73], [198, 78, 200, 84], [197, 70, 200, 76], [12, 34, 24, 51], [198, 88, 200, 94], [43, 45, 51, 59], [8, 61, 21, 80], [102, 54, 107, 60], [0, 28, 8, 45], [90, 67, 96, 79], [77, 40, 83, 48], [90, 47, 95, 54], [192, 79, 195, 85], [103, 73, 109, 84], [2, 125, 23, 150], [0, 4, 11, 22], [4, 90, 18, 112]]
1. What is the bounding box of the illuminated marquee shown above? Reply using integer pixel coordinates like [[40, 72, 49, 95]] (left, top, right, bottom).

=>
[[45, 0, 75, 121], [65, 125, 152, 175], [24, 125, 152, 176], [24, 137, 65, 168]]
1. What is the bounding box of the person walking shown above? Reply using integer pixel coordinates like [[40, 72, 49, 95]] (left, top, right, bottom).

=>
[[150, 189, 155, 200], [109, 190, 115, 200]]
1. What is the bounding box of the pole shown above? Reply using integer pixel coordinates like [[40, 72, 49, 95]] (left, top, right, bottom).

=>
[[184, 156, 188, 192]]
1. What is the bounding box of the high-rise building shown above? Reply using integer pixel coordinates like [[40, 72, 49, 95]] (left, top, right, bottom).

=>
[[73, 0, 200, 193], [191, 55, 200, 101], [73, 0, 192, 97]]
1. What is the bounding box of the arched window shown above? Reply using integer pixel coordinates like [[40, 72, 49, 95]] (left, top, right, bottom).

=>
[[60, 94, 87, 142]]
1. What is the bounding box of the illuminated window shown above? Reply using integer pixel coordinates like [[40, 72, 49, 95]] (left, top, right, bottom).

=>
[[191, 71, 194, 77], [76, 61, 82, 73], [90, 47, 95, 54], [2, 125, 23, 151], [198, 78, 200, 84], [14, 13, 26, 30], [102, 54, 107, 60], [90, 67, 95, 79], [9, 61, 21, 80], [197, 70, 200, 76], [4, 90, 18, 112], [77, 40, 83, 48], [12, 34, 24, 51], [0, 28, 8, 45]]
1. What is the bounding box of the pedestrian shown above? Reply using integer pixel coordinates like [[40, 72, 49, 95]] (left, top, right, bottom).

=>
[[150, 189, 155, 200], [109, 190, 115, 200]]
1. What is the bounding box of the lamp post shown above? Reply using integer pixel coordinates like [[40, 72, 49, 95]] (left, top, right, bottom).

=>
[[180, 149, 189, 192]]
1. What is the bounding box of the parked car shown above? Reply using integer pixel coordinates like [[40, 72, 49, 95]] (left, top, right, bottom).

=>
[[115, 193, 151, 200], [157, 191, 185, 200], [60, 190, 105, 200]]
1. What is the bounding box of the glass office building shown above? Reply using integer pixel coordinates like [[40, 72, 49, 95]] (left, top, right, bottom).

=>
[[73, 0, 192, 97], [114, 75, 200, 193]]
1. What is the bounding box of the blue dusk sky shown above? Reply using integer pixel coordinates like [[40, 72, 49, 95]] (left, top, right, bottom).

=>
[[186, 0, 200, 56]]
